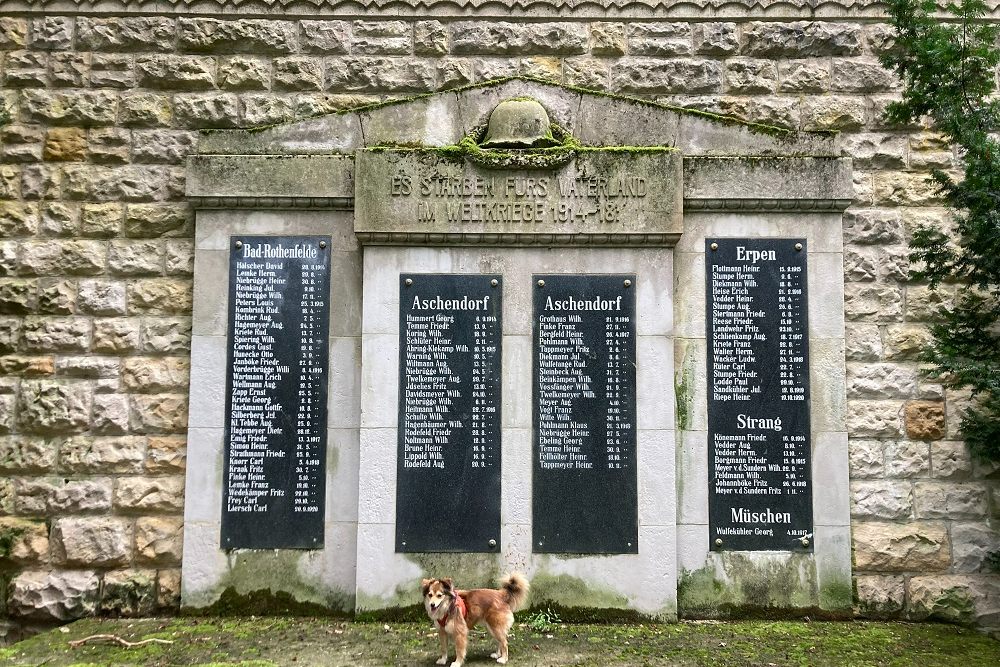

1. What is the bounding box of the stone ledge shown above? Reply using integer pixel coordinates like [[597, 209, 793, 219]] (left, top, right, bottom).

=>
[[355, 231, 678, 246]]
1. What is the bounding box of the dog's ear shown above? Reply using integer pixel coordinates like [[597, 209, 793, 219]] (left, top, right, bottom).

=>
[[442, 578, 453, 592], [420, 579, 432, 594]]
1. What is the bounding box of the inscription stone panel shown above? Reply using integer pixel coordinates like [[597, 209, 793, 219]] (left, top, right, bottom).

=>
[[533, 274, 638, 554], [706, 238, 812, 552], [222, 236, 331, 549], [396, 274, 502, 552]]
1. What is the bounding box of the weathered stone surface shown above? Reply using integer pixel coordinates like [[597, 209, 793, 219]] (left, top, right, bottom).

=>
[[0, 436, 54, 472], [884, 440, 930, 478], [932, 441, 972, 480], [165, 241, 194, 276], [4, 51, 48, 88], [132, 130, 196, 165], [848, 439, 883, 478], [21, 91, 118, 126], [218, 56, 270, 91], [855, 575, 905, 616], [0, 203, 39, 238], [114, 476, 184, 512], [301, 20, 349, 54], [0, 517, 48, 565], [845, 323, 882, 361], [613, 58, 722, 94], [8, 570, 100, 620], [0, 17, 28, 49], [88, 128, 131, 165], [476, 57, 561, 83], [240, 96, 296, 127], [0, 317, 21, 353], [130, 395, 188, 433], [0, 279, 38, 315], [90, 54, 133, 89], [20, 164, 60, 201], [124, 204, 191, 238], [831, 58, 896, 92], [326, 57, 436, 93], [451, 22, 587, 55], [914, 482, 988, 519], [39, 202, 78, 238], [48, 479, 113, 513], [724, 58, 777, 93], [907, 575, 999, 625], [1, 125, 43, 164], [135, 516, 183, 564], [122, 357, 189, 393], [875, 172, 943, 206], [778, 59, 829, 92], [127, 279, 192, 315], [50, 52, 90, 89], [844, 283, 903, 322], [0, 166, 20, 200], [801, 96, 867, 130], [409, 20, 446, 56], [844, 208, 904, 245], [693, 22, 738, 55], [92, 318, 140, 353], [842, 133, 907, 169], [77, 280, 127, 316], [92, 394, 130, 434], [178, 18, 298, 54], [18, 380, 90, 434], [845, 247, 878, 282], [58, 435, 144, 473], [108, 240, 164, 276], [37, 279, 76, 315], [0, 355, 53, 377], [99, 569, 157, 617], [846, 400, 904, 437], [77, 17, 175, 52], [21, 316, 90, 352], [274, 57, 324, 91], [627, 23, 691, 56], [80, 203, 121, 238], [851, 480, 912, 519], [31, 17, 73, 50], [119, 93, 172, 128], [54, 356, 118, 379], [847, 363, 917, 399], [63, 165, 173, 203], [51, 517, 129, 566], [146, 435, 185, 472], [853, 521, 950, 572], [141, 318, 191, 355], [353, 20, 410, 55], [564, 58, 609, 90], [905, 284, 953, 321], [157, 569, 181, 609], [173, 94, 240, 129], [43, 128, 86, 162], [905, 401, 945, 440], [741, 22, 863, 57], [951, 524, 1000, 573]]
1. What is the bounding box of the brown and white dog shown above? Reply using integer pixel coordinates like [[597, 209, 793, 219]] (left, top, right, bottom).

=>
[[421, 573, 529, 667]]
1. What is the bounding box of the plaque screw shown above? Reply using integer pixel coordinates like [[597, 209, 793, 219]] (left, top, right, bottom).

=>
[[491, 279, 499, 287], [795, 242, 803, 251], [627, 542, 632, 547], [624, 279, 632, 288], [489, 539, 497, 548], [235, 240, 243, 249], [715, 538, 723, 547], [319, 240, 327, 249], [800, 537, 810, 547], [537, 280, 545, 288], [402, 541, 407, 546], [710, 242, 718, 251], [405, 278, 413, 286]]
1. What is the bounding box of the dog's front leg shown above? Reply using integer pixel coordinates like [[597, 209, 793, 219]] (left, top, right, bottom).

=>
[[436, 628, 449, 665], [451, 629, 467, 667]]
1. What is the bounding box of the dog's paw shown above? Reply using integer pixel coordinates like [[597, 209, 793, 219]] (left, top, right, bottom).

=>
[[436, 657, 448, 665], [496, 657, 508, 665], [449, 661, 463, 667]]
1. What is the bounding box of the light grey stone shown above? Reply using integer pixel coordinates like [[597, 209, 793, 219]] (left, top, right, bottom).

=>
[[848, 439, 883, 478], [59, 435, 145, 473], [693, 23, 738, 55], [627, 23, 691, 56], [851, 480, 912, 519], [914, 482, 988, 520], [301, 20, 349, 54], [8, 570, 100, 620], [741, 22, 863, 57], [178, 18, 298, 54], [613, 58, 722, 94], [52, 517, 129, 566]]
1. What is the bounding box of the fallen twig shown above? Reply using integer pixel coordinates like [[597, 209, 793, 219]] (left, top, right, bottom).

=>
[[69, 634, 174, 649]]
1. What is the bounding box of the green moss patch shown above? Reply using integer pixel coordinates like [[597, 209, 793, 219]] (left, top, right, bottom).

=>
[[3, 617, 999, 666]]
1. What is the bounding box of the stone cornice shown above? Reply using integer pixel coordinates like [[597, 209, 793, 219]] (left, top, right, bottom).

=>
[[3, 0, 903, 19]]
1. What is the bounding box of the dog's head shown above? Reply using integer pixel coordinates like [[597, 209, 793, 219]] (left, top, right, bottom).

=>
[[421, 578, 454, 618]]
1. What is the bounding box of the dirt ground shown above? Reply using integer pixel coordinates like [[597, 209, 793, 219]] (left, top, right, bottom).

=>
[[1, 616, 998, 667]]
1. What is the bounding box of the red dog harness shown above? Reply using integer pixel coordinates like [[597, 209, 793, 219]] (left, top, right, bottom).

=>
[[438, 594, 467, 628]]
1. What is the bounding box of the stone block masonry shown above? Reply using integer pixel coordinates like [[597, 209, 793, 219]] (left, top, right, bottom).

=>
[[0, 6, 997, 636]]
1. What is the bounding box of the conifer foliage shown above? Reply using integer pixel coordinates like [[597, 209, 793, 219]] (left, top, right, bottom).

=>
[[881, 0, 1000, 462]]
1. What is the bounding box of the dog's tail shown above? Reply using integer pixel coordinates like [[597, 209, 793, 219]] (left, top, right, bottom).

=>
[[500, 572, 529, 611]]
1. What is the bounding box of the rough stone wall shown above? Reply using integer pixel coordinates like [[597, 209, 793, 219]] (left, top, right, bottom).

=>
[[0, 12, 997, 634]]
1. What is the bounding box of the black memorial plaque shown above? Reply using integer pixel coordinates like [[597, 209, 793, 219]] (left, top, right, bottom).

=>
[[533, 274, 638, 553], [222, 236, 331, 549], [706, 238, 812, 551], [396, 274, 502, 552]]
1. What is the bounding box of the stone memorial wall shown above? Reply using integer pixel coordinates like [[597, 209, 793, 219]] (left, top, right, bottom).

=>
[[0, 0, 997, 639]]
